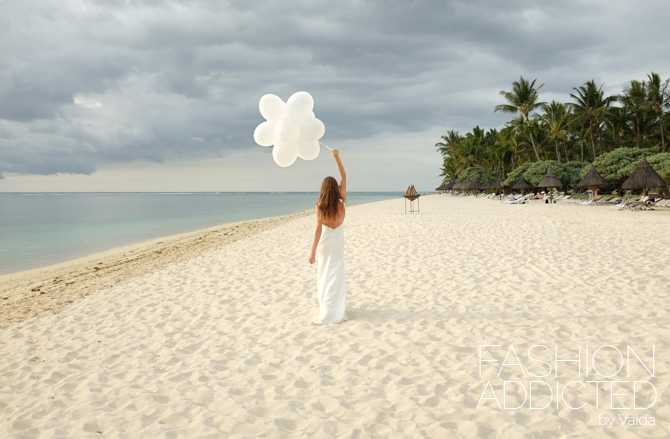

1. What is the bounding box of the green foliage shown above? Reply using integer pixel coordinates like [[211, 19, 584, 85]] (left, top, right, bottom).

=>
[[503, 162, 531, 187], [589, 147, 644, 185], [456, 167, 496, 183], [523, 161, 560, 186], [648, 153, 670, 181], [562, 161, 589, 189], [522, 160, 583, 189]]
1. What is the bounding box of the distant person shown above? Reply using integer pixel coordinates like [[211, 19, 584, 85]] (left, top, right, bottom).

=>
[[309, 149, 347, 325]]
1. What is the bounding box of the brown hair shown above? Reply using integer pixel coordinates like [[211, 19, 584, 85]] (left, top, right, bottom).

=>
[[317, 176, 341, 220]]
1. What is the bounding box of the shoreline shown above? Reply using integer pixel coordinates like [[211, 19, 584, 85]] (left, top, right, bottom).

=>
[[0, 196, 404, 328], [0, 208, 316, 328]]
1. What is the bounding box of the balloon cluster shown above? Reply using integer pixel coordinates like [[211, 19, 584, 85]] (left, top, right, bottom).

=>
[[253, 91, 326, 167]]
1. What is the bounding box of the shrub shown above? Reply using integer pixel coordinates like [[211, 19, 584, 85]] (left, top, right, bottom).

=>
[[648, 153, 670, 181], [502, 162, 531, 187], [456, 167, 496, 184]]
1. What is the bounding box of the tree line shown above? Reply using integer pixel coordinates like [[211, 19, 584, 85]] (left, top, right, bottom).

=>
[[436, 75, 670, 190]]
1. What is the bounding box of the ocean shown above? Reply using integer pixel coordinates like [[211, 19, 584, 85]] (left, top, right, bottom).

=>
[[0, 192, 404, 276]]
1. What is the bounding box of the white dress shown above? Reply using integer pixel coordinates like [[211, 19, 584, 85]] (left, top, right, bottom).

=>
[[313, 202, 348, 325]]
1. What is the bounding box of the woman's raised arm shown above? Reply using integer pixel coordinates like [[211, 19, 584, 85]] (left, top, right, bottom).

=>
[[332, 149, 346, 203]]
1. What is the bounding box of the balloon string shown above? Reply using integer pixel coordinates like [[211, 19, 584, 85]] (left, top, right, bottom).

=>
[[318, 141, 333, 151]]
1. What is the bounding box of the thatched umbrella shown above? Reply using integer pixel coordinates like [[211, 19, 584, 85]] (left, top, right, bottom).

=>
[[455, 179, 469, 192], [445, 180, 455, 191], [577, 164, 609, 200], [622, 154, 667, 196], [467, 178, 483, 194], [512, 175, 534, 194], [490, 175, 505, 197], [537, 166, 563, 203]]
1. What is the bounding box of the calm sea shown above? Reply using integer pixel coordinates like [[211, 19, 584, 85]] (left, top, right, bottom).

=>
[[0, 192, 403, 276]]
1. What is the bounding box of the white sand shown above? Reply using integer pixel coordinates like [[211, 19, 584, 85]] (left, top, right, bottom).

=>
[[1, 195, 669, 438]]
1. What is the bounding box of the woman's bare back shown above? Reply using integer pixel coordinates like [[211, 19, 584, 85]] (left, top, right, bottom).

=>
[[318, 199, 345, 229]]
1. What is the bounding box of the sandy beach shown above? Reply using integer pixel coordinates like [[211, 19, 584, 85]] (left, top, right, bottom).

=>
[[1, 195, 669, 438]]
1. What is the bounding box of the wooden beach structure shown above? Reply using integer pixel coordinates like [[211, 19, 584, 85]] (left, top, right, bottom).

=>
[[537, 166, 562, 203], [577, 165, 609, 203], [404, 184, 421, 213], [467, 178, 484, 195], [512, 175, 534, 194], [491, 175, 505, 197], [622, 154, 667, 197]]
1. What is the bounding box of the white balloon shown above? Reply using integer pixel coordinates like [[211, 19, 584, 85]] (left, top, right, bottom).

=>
[[272, 141, 298, 167], [298, 117, 325, 141], [259, 94, 286, 122], [286, 91, 314, 121], [297, 140, 320, 161], [275, 118, 301, 142], [253, 121, 276, 146]]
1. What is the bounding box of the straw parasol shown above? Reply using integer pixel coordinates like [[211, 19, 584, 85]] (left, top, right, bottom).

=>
[[622, 154, 667, 196], [491, 175, 504, 189], [404, 184, 421, 213], [404, 184, 420, 201], [467, 178, 483, 193], [512, 174, 534, 194], [577, 165, 608, 190], [537, 166, 562, 203], [445, 180, 455, 190], [577, 164, 609, 200], [490, 175, 505, 197]]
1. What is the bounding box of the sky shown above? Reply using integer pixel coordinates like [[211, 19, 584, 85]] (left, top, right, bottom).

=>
[[0, 0, 669, 192]]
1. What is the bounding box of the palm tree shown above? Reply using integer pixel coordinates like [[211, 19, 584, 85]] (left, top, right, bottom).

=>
[[605, 106, 630, 149], [570, 80, 615, 161], [619, 80, 648, 148], [540, 100, 570, 163], [454, 128, 487, 170], [647, 72, 669, 152], [435, 130, 461, 157], [494, 76, 545, 161]]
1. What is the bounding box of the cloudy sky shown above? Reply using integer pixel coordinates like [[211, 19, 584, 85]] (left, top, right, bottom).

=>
[[0, 0, 669, 192]]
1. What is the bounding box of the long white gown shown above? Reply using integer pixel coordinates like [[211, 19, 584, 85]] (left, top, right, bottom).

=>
[[313, 206, 348, 325]]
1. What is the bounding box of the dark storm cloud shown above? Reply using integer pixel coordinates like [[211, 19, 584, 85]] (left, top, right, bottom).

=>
[[0, 0, 668, 177]]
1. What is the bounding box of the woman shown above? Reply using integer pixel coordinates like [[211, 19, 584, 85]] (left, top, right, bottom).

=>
[[309, 149, 347, 325]]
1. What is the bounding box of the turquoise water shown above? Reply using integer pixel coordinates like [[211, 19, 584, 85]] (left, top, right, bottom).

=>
[[0, 192, 402, 275]]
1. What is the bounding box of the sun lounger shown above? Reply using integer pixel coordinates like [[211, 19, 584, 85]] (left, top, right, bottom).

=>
[[580, 195, 602, 205], [506, 195, 525, 204], [613, 197, 639, 211]]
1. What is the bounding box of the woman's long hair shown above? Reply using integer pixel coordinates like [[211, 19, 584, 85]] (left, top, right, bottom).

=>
[[317, 176, 341, 220]]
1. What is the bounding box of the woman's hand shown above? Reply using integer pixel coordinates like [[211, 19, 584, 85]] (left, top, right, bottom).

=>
[[309, 252, 316, 265], [331, 149, 339, 157]]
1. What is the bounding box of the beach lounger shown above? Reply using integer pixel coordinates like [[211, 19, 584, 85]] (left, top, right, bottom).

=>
[[613, 197, 638, 211], [580, 195, 602, 205], [507, 196, 525, 204]]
